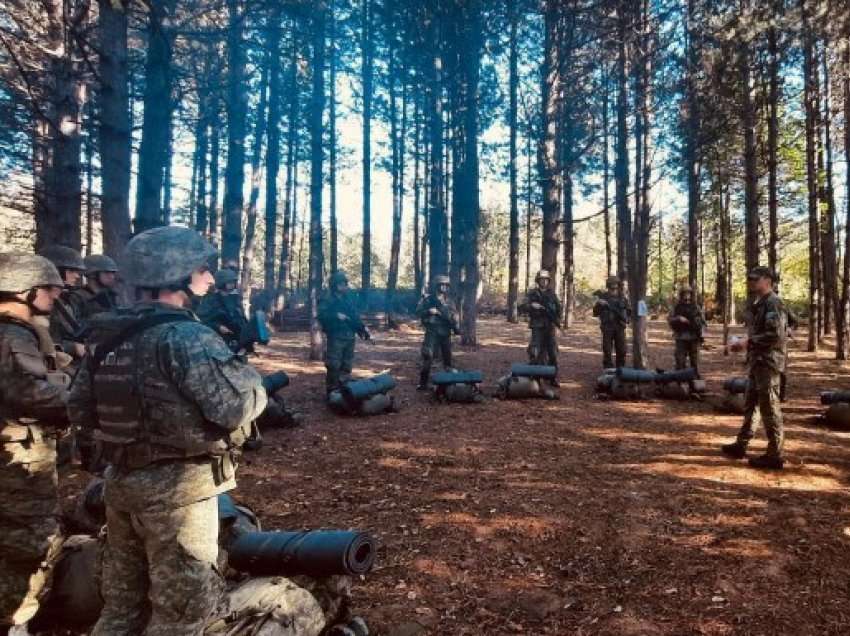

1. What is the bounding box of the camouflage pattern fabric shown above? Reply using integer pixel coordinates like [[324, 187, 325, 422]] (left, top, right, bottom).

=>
[[419, 329, 453, 387], [674, 339, 700, 377], [415, 292, 459, 337], [68, 302, 267, 634], [601, 328, 626, 369], [669, 301, 705, 342], [592, 292, 630, 331], [325, 337, 355, 394], [197, 291, 248, 344], [69, 286, 119, 324], [528, 324, 559, 371], [736, 365, 784, 458], [744, 291, 787, 373], [319, 292, 366, 394], [520, 288, 562, 330], [48, 289, 86, 358], [92, 496, 223, 636], [0, 316, 69, 626]]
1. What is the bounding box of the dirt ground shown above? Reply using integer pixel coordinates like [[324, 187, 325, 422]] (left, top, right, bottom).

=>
[[66, 316, 850, 635]]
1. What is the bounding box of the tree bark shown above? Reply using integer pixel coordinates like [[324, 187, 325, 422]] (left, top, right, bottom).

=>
[[264, 6, 283, 293], [361, 0, 373, 295], [134, 0, 174, 234], [427, 11, 448, 281], [615, 1, 631, 281], [540, 1, 562, 279], [740, 20, 759, 273], [685, 0, 700, 289], [386, 52, 404, 324], [602, 62, 613, 278], [329, 0, 339, 275], [766, 18, 780, 274], [507, 0, 520, 323], [308, 4, 326, 360], [802, 0, 820, 352], [819, 43, 838, 338], [838, 24, 850, 360], [277, 32, 299, 308], [97, 0, 131, 256], [413, 97, 423, 294]]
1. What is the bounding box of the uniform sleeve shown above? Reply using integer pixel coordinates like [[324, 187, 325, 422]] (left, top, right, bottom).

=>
[[1, 333, 68, 425], [317, 296, 334, 331], [750, 299, 783, 348], [162, 325, 267, 432]]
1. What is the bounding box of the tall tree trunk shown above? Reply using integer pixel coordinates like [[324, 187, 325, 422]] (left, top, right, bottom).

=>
[[819, 43, 838, 338], [277, 34, 299, 308], [162, 124, 173, 225], [308, 4, 326, 360], [329, 0, 339, 274], [602, 62, 613, 278], [84, 107, 94, 255], [97, 0, 131, 256], [802, 0, 820, 352], [540, 1, 562, 279], [740, 24, 759, 273], [615, 1, 631, 282], [427, 11, 448, 281], [209, 119, 221, 250], [507, 0, 520, 322], [265, 6, 283, 293], [222, 0, 248, 268], [134, 1, 174, 234], [386, 55, 404, 324], [193, 113, 209, 235], [838, 24, 850, 360], [241, 44, 271, 292], [766, 19, 780, 274], [685, 0, 700, 289], [525, 127, 533, 291], [361, 0, 373, 295], [413, 97, 423, 294]]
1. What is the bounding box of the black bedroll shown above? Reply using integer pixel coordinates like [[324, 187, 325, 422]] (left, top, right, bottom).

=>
[[510, 364, 557, 379], [615, 367, 656, 383], [820, 390, 850, 405], [262, 371, 290, 394], [227, 530, 377, 578], [723, 377, 749, 394], [654, 368, 697, 384], [432, 370, 483, 385], [342, 373, 396, 401]]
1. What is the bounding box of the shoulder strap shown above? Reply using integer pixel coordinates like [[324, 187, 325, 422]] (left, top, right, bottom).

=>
[[89, 313, 195, 374]]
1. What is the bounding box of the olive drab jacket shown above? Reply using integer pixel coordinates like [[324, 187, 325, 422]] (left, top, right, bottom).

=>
[[318, 293, 367, 341], [67, 303, 267, 512], [69, 286, 120, 324], [520, 288, 562, 330], [593, 292, 630, 331], [416, 293, 460, 337], [745, 291, 787, 373], [669, 301, 706, 342]]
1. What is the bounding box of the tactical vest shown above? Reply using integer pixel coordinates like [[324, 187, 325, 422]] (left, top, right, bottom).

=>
[[89, 308, 250, 472]]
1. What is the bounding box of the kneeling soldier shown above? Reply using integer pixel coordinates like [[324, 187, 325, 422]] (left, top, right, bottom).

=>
[[721, 266, 787, 470], [416, 275, 460, 390], [68, 226, 267, 634], [520, 270, 562, 386], [668, 285, 705, 378]]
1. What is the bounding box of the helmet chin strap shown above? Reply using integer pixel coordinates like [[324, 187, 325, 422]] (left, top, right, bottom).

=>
[[25, 288, 50, 316]]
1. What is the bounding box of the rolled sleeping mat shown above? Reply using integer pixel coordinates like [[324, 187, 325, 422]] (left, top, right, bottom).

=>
[[342, 373, 396, 402], [721, 392, 747, 414], [820, 390, 850, 405], [227, 530, 377, 578], [723, 377, 749, 394], [654, 367, 698, 384], [327, 389, 352, 415], [510, 364, 557, 379], [440, 383, 482, 403], [596, 373, 615, 393], [615, 367, 656, 384], [431, 370, 483, 386]]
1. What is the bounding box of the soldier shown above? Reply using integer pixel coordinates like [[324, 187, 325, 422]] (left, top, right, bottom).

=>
[[0, 253, 70, 628], [68, 226, 268, 634], [721, 266, 787, 470], [318, 272, 370, 395], [593, 275, 630, 368], [415, 275, 461, 390], [519, 270, 562, 386], [197, 268, 249, 350], [73, 254, 121, 323], [668, 285, 706, 377], [39, 245, 87, 361]]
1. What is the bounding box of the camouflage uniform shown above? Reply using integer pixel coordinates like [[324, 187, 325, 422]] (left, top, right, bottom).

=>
[[593, 277, 630, 368], [0, 253, 69, 627], [197, 270, 249, 352], [68, 227, 267, 635], [318, 273, 369, 394], [71, 255, 120, 324], [40, 246, 87, 360], [520, 271, 562, 379], [725, 276, 787, 465], [415, 276, 460, 388], [669, 288, 705, 378]]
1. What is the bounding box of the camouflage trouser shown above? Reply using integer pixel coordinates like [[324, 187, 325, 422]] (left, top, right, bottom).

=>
[[325, 336, 355, 394], [528, 325, 558, 373], [419, 329, 452, 386], [92, 496, 223, 636], [674, 339, 701, 378], [0, 436, 63, 627], [601, 328, 626, 369], [736, 365, 784, 458]]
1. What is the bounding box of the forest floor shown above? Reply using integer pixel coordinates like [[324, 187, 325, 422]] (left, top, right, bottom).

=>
[[67, 315, 850, 635]]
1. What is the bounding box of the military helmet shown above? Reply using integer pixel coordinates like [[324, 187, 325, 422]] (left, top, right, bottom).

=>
[[0, 252, 64, 293], [215, 268, 239, 289], [121, 226, 216, 288], [606, 275, 620, 288], [747, 266, 775, 281], [536, 270, 551, 281], [39, 245, 85, 271], [433, 275, 450, 286], [329, 271, 349, 287], [84, 254, 119, 275]]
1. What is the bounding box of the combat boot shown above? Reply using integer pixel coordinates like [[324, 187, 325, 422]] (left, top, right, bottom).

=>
[[720, 440, 748, 459], [748, 454, 784, 470]]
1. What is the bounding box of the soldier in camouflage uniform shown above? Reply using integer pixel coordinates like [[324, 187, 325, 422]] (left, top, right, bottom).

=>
[[71, 254, 121, 325], [0, 253, 70, 628], [39, 245, 87, 362], [68, 226, 268, 635], [668, 285, 706, 378], [519, 270, 562, 386], [197, 268, 249, 351], [722, 266, 787, 470], [318, 272, 370, 395], [415, 275, 461, 390], [593, 275, 630, 368]]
